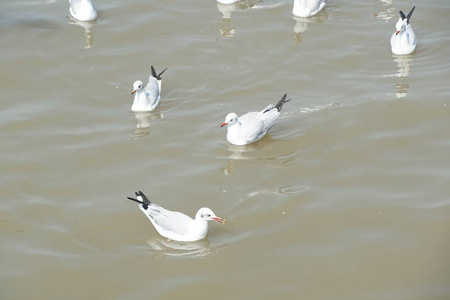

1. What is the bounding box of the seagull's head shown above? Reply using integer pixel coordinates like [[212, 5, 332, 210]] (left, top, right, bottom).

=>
[[132, 80, 144, 95], [221, 113, 238, 128], [395, 18, 406, 35], [196, 208, 226, 224]]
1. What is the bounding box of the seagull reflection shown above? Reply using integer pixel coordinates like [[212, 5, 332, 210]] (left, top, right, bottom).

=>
[[374, 0, 395, 22], [216, 0, 262, 38], [221, 136, 277, 173], [383, 55, 414, 98], [218, 17, 235, 38], [146, 236, 212, 258], [226, 139, 270, 160], [68, 17, 96, 49], [221, 160, 234, 175], [292, 11, 327, 45], [133, 111, 163, 139], [393, 55, 414, 78], [393, 55, 414, 98], [395, 82, 409, 98]]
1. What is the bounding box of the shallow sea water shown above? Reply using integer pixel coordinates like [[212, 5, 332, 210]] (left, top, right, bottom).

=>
[[1, 0, 450, 299]]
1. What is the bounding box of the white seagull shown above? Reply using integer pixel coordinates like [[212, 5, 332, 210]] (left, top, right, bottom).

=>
[[131, 66, 167, 112], [127, 191, 226, 242], [293, 0, 327, 18], [69, 0, 97, 22], [217, 0, 239, 4], [391, 6, 417, 55], [221, 94, 291, 146]]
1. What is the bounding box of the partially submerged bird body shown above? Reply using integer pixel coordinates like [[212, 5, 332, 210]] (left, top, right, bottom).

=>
[[391, 6, 417, 55], [127, 191, 225, 242], [293, 0, 327, 18], [216, 0, 240, 4], [131, 66, 167, 112], [221, 94, 290, 146], [69, 0, 97, 21]]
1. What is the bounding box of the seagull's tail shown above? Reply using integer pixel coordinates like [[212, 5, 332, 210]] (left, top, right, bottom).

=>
[[264, 94, 291, 114], [127, 191, 152, 209], [151, 66, 167, 80], [273, 93, 291, 112]]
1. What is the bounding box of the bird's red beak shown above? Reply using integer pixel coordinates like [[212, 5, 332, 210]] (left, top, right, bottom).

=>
[[212, 217, 226, 224], [131, 90, 136, 95], [395, 30, 399, 35], [220, 122, 227, 128]]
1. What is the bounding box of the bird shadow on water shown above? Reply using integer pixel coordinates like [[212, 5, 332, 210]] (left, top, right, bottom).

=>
[[220, 136, 298, 176], [215, 0, 283, 38], [383, 54, 415, 98], [68, 16, 96, 49], [373, 0, 396, 22], [216, 0, 262, 38], [224, 136, 278, 160], [144, 236, 226, 259], [132, 111, 164, 139], [292, 10, 328, 45]]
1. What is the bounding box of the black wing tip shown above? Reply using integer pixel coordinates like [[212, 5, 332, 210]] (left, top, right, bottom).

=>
[[127, 194, 150, 209], [282, 93, 292, 103], [137, 191, 151, 205], [158, 68, 167, 79], [127, 196, 143, 204], [399, 10, 406, 20], [407, 6, 416, 21], [151, 66, 167, 80], [263, 94, 291, 114], [276, 93, 291, 112]]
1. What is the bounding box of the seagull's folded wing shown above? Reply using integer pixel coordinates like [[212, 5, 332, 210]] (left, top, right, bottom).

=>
[[146, 206, 192, 235]]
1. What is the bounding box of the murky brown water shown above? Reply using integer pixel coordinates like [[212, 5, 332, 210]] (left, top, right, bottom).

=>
[[1, 0, 450, 299]]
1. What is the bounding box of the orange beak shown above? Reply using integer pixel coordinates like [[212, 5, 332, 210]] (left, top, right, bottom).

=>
[[131, 90, 136, 95], [395, 30, 400, 35], [220, 122, 227, 128], [213, 217, 226, 224]]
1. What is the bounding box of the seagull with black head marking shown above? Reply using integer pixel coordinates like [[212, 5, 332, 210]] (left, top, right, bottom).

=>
[[131, 66, 167, 112], [221, 94, 291, 146], [127, 191, 226, 242], [391, 6, 417, 55]]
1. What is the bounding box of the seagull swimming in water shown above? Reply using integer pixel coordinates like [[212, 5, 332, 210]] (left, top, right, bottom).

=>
[[131, 66, 167, 112], [69, 0, 97, 21], [216, 0, 239, 4], [127, 191, 226, 242], [391, 6, 417, 55], [292, 0, 327, 18], [221, 94, 291, 146]]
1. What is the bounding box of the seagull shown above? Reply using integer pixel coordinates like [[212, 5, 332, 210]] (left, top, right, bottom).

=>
[[391, 6, 417, 55], [131, 66, 167, 112], [127, 191, 226, 242], [293, 0, 327, 18], [217, 0, 239, 4], [221, 94, 291, 146], [69, 0, 97, 22]]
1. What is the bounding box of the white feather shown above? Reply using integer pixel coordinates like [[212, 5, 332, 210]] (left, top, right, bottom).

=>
[[293, 0, 327, 18], [69, 0, 97, 21]]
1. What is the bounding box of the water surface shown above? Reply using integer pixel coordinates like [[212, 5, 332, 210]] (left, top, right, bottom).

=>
[[1, 0, 450, 299]]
